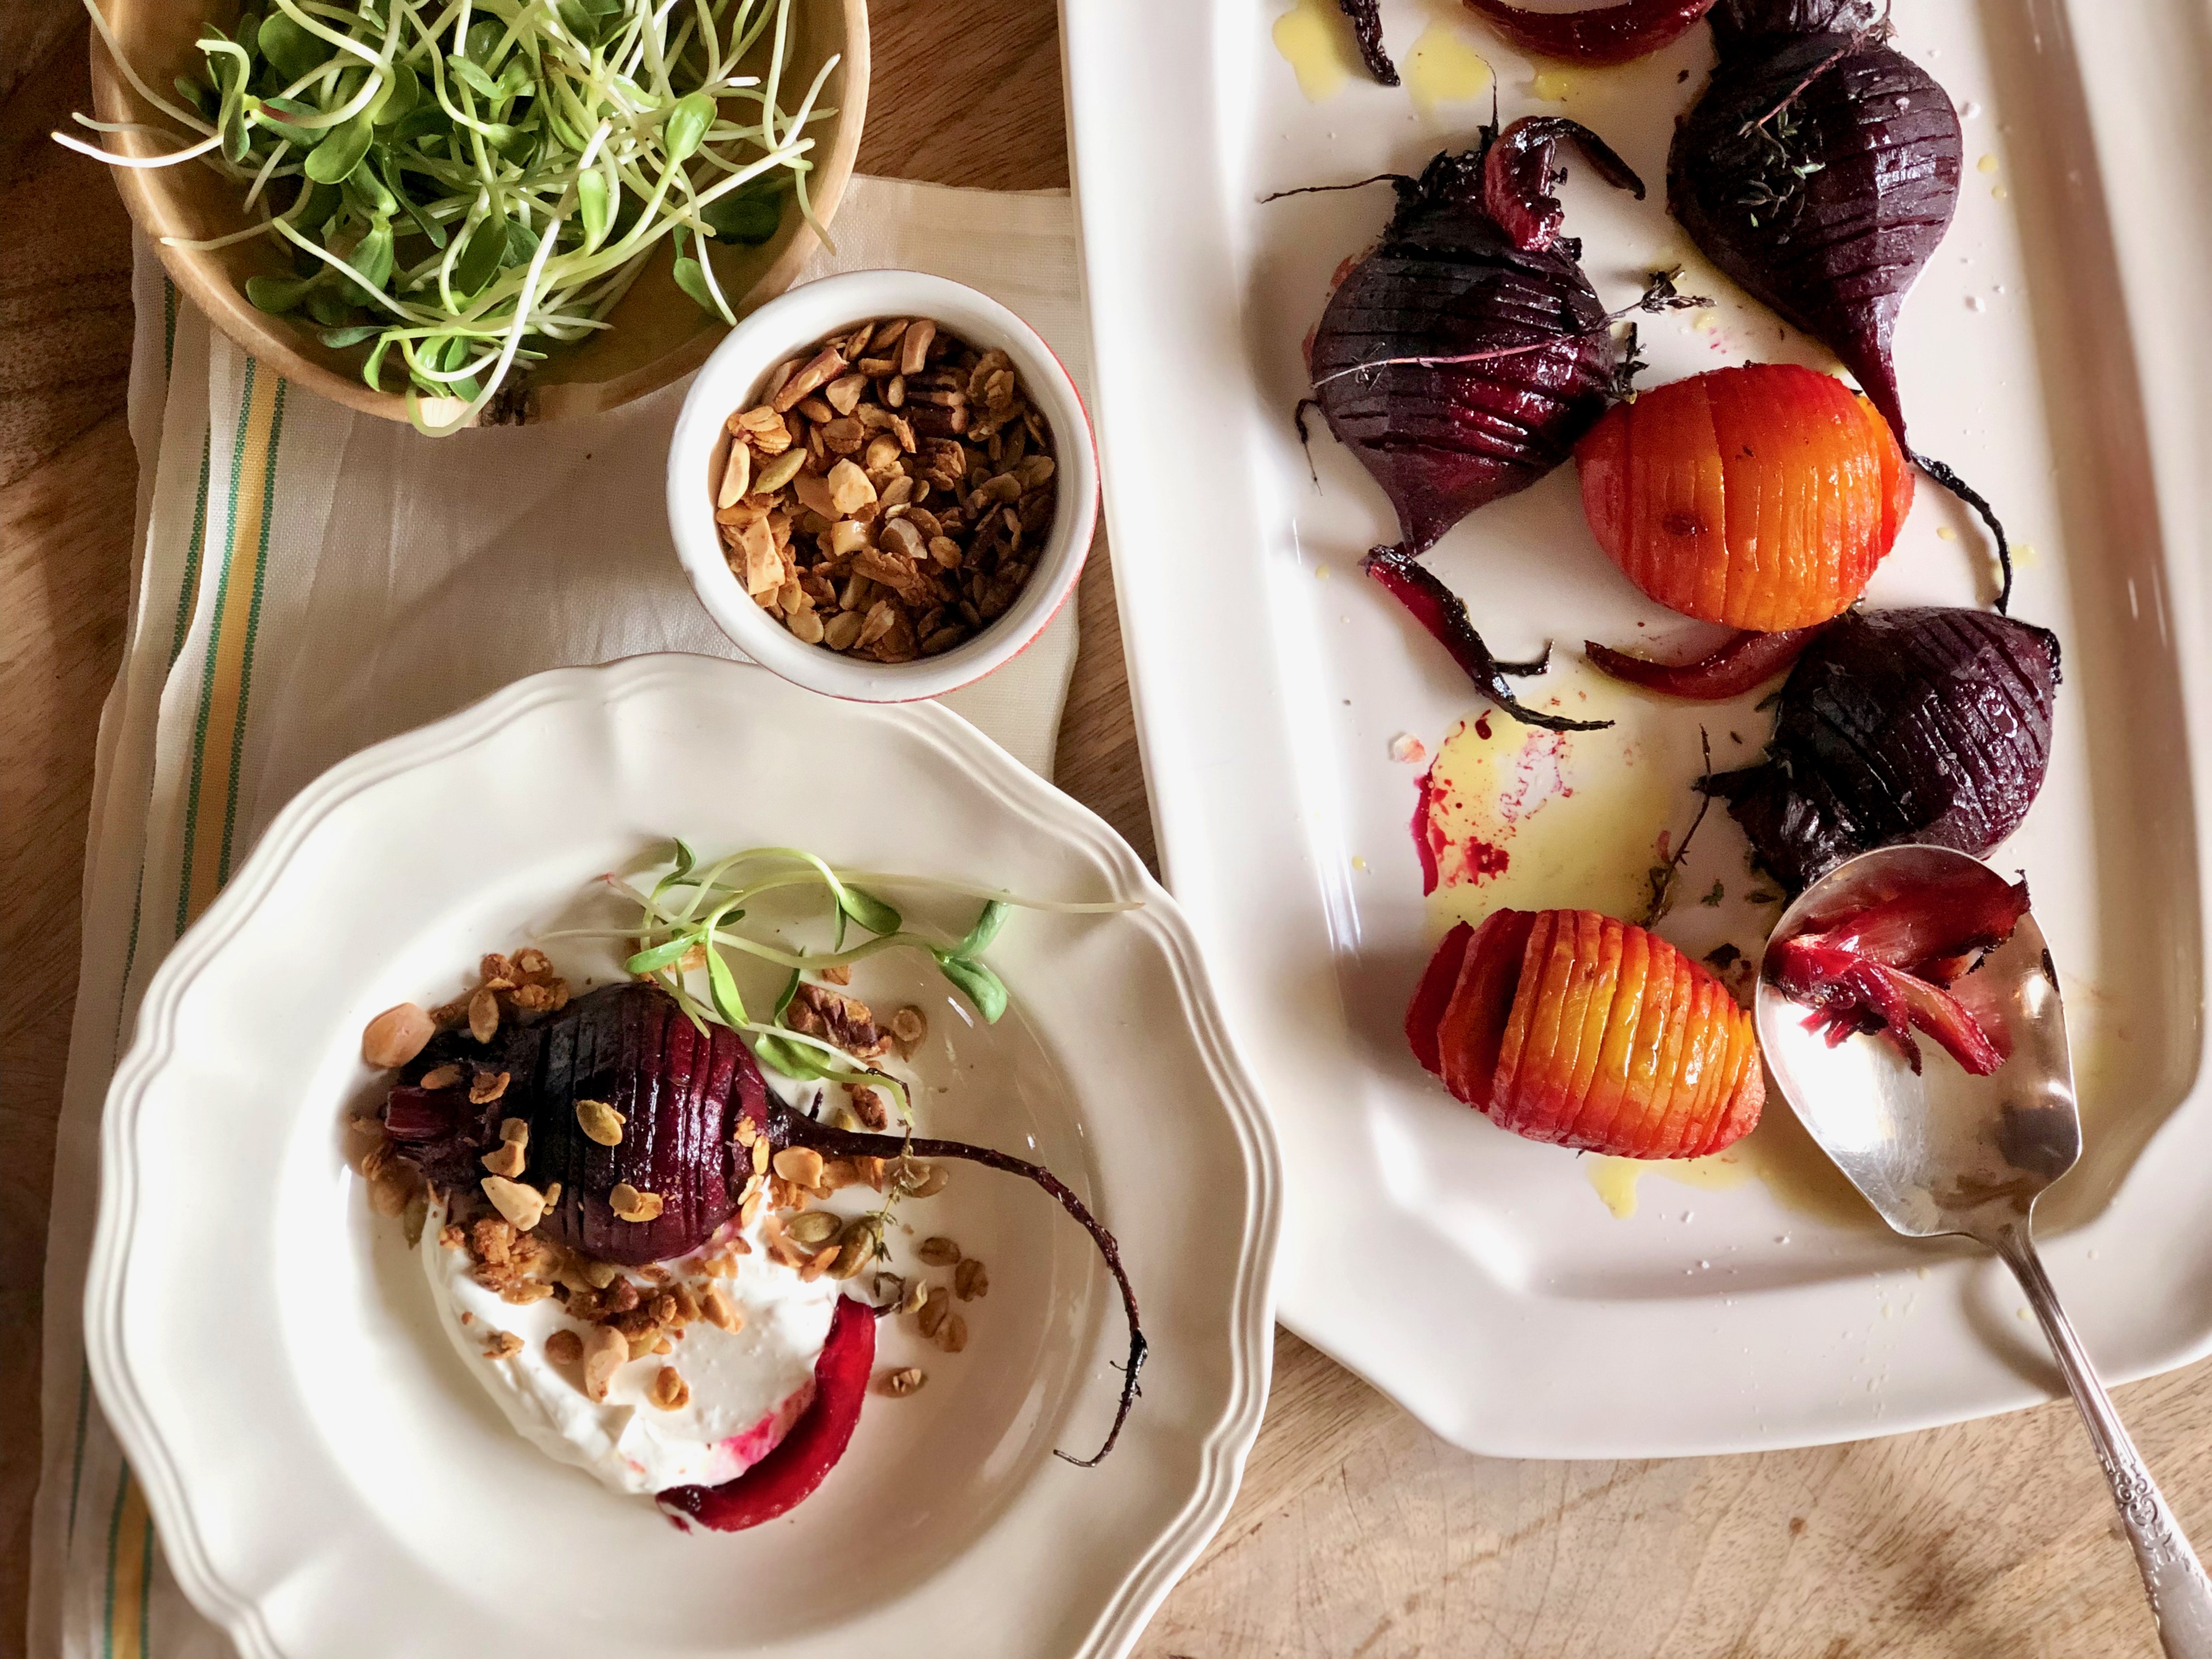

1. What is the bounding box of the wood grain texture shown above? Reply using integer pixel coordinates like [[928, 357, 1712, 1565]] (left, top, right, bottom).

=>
[[4, 3, 2209, 1658]]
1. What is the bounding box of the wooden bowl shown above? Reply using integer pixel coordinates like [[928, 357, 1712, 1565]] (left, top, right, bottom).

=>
[[87, 0, 868, 426]]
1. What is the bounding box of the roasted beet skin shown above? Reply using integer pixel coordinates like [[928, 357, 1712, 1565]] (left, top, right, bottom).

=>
[[1667, 0, 1961, 449], [659, 1296, 876, 1531], [1584, 625, 1825, 699], [1709, 608, 2061, 894]]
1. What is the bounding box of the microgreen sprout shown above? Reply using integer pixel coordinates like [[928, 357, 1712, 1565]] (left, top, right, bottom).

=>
[[553, 841, 1139, 1111], [63, 0, 838, 434]]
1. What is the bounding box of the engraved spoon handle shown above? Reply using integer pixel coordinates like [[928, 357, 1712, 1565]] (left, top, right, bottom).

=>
[[1994, 1225, 2212, 1658]]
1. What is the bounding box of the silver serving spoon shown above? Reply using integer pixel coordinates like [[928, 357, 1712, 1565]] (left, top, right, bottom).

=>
[[1756, 844, 2212, 1657]]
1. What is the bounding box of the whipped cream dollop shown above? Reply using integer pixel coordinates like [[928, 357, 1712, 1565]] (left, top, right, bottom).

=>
[[421, 1195, 838, 1496]]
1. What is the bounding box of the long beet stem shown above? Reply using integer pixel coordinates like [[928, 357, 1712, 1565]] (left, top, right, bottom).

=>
[[776, 1110, 1147, 1469], [1912, 449, 2014, 614], [1363, 546, 1613, 733], [1259, 173, 1412, 205]]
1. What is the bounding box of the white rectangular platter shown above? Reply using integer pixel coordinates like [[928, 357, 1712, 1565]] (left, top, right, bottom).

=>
[[1063, 0, 2212, 1454]]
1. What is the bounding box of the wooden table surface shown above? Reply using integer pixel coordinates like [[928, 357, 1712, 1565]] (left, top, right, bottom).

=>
[[4, 3, 2209, 1655]]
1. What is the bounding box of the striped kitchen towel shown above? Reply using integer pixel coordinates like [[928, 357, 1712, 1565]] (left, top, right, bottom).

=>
[[27, 174, 1093, 1659]]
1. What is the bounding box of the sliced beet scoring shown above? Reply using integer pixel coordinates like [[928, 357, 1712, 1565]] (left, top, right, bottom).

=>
[[1435, 907, 1539, 1105], [658, 1296, 876, 1531], [1707, 608, 2061, 893], [1407, 921, 1478, 1075], [1462, 0, 1719, 64]]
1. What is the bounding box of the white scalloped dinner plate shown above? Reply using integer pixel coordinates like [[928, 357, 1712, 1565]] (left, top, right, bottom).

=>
[[1066, 0, 2212, 1455], [84, 655, 1279, 1659]]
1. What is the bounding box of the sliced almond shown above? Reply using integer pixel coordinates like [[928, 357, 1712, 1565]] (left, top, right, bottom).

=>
[[699, 1285, 743, 1331], [717, 440, 753, 507], [362, 1003, 436, 1069], [878, 1366, 926, 1398], [467, 987, 499, 1043], [772, 1146, 825, 1187]]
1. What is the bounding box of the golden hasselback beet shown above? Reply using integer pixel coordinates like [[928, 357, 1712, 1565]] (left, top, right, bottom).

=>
[[1574, 363, 1912, 631], [1406, 908, 1763, 1159]]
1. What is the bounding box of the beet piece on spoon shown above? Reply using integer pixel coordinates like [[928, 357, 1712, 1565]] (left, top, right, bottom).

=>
[[659, 1296, 876, 1532]]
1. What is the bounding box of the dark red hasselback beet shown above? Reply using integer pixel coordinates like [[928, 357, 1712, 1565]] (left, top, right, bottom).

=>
[[1310, 142, 1628, 560], [1667, 0, 1959, 452], [1708, 607, 2061, 894]]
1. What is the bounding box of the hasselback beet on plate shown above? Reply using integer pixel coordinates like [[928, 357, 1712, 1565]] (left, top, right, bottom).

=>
[[1575, 362, 1913, 631], [1407, 907, 1764, 1159], [1709, 607, 2062, 894], [1304, 121, 1697, 730]]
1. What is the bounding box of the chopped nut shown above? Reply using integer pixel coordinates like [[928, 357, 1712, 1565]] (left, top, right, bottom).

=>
[[419, 1063, 462, 1090], [772, 1147, 825, 1187], [482, 1330, 524, 1361], [717, 441, 753, 507], [469, 1069, 510, 1105], [854, 1155, 889, 1191], [580, 1324, 627, 1401], [899, 319, 935, 376], [500, 1116, 528, 1144], [918, 1236, 962, 1268], [898, 1278, 929, 1317], [955, 1259, 990, 1301], [752, 1137, 771, 1175], [482, 1175, 548, 1231], [800, 1245, 840, 1282], [699, 1285, 742, 1331], [467, 988, 499, 1044], [576, 1098, 625, 1147], [545, 1329, 584, 1365], [935, 1312, 969, 1354], [772, 345, 847, 412], [823, 610, 864, 651], [481, 1138, 527, 1178], [891, 1006, 927, 1049], [610, 1182, 664, 1223], [650, 1365, 691, 1410], [825, 373, 867, 416], [917, 1296, 949, 1339], [439, 1222, 466, 1250], [369, 1166, 414, 1217], [879, 1366, 927, 1398], [826, 458, 877, 516], [362, 1003, 436, 1069], [733, 1115, 758, 1147]]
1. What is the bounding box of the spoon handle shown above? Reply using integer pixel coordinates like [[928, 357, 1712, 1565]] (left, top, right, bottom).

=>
[[1995, 1226, 2212, 1657]]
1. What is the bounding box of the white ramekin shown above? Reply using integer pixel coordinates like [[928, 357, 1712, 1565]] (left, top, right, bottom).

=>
[[667, 269, 1098, 702]]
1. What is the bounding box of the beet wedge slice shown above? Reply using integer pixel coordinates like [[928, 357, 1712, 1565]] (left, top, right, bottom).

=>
[[658, 1296, 877, 1532]]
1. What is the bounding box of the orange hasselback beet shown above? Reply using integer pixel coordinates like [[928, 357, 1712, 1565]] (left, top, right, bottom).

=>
[[1575, 363, 1912, 631], [1406, 909, 1763, 1159]]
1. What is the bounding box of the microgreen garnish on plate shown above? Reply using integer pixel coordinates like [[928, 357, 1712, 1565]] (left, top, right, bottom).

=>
[[63, 0, 839, 433], [586, 840, 1136, 1113]]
